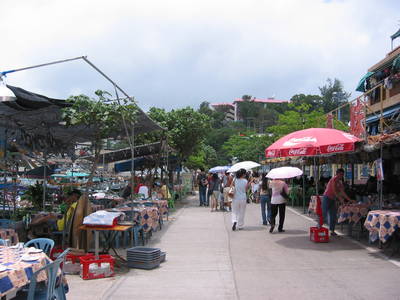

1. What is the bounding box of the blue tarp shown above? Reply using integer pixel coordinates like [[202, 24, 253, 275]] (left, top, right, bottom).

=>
[[365, 104, 400, 124], [114, 158, 145, 173]]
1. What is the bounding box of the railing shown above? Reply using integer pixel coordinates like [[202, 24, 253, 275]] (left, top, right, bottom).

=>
[[327, 80, 400, 137]]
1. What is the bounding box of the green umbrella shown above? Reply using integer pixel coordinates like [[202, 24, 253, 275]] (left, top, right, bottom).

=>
[[356, 71, 374, 92], [392, 55, 400, 71]]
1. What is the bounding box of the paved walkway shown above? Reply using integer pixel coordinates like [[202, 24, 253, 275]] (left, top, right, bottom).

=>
[[67, 194, 400, 299]]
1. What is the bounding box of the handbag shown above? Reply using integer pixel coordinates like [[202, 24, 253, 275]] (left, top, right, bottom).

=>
[[228, 186, 235, 198], [280, 187, 290, 201]]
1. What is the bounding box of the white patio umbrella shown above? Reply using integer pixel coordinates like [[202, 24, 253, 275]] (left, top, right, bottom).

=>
[[209, 166, 231, 173], [266, 166, 303, 179], [227, 161, 260, 173]]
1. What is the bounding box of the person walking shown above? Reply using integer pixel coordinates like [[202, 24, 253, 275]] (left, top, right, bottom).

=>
[[197, 169, 208, 206], [323, 168, 352, 236], [251, 171, 260, 203], [259, 175, 271, 226], [269, 178, 289, 233], [209, 173, 221, 212], [231, 168, 249, 231], [223, 172, 234, 211]]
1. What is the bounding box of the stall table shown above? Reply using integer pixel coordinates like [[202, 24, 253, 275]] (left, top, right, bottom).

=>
[[0, 246, 53, 299], [338, 203, 370, 224], [338, 203, 370, 238], [364, 210, 400, 243], [116, 206, 160, 232], [79, 224, 132, 257]]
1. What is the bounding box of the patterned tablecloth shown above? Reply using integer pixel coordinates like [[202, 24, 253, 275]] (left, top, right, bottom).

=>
[[140, 200, 168, 216], [364, 210, 400, 243], [0, 247, 50, 297], [338, 203, 370, 224], [0, 229, 19, 246], [116, 206, 160, 233]]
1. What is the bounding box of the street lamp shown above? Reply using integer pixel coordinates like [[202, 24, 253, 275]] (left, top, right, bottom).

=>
[[332, 92, 341, 121]]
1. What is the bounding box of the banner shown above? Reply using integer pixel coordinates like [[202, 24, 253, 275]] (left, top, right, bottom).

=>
[[350, 97, 365, 139], [326, 113, 333, 129], [376, 158, 384, 181]]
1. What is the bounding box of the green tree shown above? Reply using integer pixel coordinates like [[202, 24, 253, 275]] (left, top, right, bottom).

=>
[[290, 94, 324, 112], [222, 132, 272, 162], [319, 78, 351, 114], [185, 143, 218, 170], [62, 90, 138, 183], [198, 101, 225, 128], [268, 108, 326, 138]]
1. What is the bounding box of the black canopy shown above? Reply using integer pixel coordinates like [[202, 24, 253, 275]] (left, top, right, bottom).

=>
[[0, 85, 163, 153], [98, 141, 166, 163]]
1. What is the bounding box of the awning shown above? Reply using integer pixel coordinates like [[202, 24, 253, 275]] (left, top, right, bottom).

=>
[[114, 155, 178, 173], [391, 28, 400, 41], [356, 71, 374, 92], [0, 85, 164, 154], [365, 104, 400, 124], [25, 165, 57, 178], [86, 141, 167, 164], [392, 55, 400, 71]]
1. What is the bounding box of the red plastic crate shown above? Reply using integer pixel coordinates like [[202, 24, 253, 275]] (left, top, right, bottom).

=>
[[310, 226, 329, 243], [50, 246, 64, 260], [79, 254, 115, 280], [67, 253, 93, 263]]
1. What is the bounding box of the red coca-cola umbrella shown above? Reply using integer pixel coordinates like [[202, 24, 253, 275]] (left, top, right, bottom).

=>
[[265, 128, 361, 158]]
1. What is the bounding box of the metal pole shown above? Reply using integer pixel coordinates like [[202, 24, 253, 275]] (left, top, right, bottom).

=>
[[43, 153, 47, 211], [0, 56, 86, 76], [302, 164, 306, 213], [82, 57, 132, 101], [379, 143, 383, 209], [2, 128, 7, 217]]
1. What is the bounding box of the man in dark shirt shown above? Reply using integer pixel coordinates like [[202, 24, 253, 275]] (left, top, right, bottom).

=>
[[197, 169, 208, 206]]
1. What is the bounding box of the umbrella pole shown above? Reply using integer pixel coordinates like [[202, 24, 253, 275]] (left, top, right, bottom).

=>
[[302, 164, 306, 214]]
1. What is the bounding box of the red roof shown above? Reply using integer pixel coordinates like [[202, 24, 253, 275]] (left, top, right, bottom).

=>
[[211, 103, 235, 107], [234, 98, 289, 104]]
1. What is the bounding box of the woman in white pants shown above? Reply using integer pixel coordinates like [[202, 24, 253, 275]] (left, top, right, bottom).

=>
[[231, 168, 249, 231]]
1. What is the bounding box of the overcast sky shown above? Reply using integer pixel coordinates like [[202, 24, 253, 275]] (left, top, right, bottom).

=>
[[1, 0, 400, 111]]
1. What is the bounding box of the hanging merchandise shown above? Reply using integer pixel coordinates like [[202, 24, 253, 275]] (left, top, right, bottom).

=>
[[375, 158, 384, 181]]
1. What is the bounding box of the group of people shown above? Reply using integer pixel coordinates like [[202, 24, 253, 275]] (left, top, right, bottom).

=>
[[121, 177, 171, 200], [197, 168, 289, 233], [229, 169, 288, 232], [196, 169, 262, 212], [198, 167, 353, 237]]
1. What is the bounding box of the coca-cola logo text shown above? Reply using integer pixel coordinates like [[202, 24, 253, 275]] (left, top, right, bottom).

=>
[[288, 148, 307, 156], [327, 144, 344, 152], [267, 150, 276, 157]]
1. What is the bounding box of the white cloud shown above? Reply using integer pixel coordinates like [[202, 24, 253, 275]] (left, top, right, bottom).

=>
[[1, 0, 399, 110]]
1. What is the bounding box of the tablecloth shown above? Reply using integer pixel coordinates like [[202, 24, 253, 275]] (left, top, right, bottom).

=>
[[0, 229, 19, 246], [364, 210, 400, 243], [140, 200, 168, 216], [0, 247, 50, 297], [115, 206, 160, 232], [338, 203, 370, 224]]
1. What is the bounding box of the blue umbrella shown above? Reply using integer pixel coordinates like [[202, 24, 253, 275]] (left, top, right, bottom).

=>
[[209, 166, 230, 173]]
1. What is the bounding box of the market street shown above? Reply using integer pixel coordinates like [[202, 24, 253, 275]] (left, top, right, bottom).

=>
[[68, 194, 400, 300]]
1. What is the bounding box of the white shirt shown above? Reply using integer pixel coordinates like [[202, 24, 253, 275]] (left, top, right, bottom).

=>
[[138, 185, 149, 199], [269, 180, 288, 204], [233, 178, 248, 202]]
